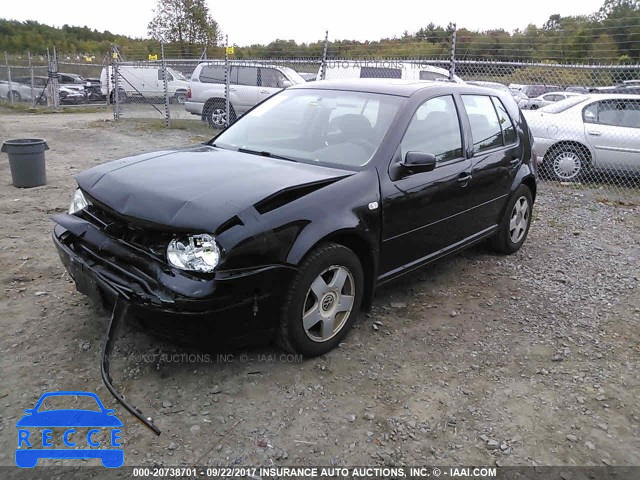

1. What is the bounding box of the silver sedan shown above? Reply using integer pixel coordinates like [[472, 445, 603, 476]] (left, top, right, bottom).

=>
[[524, 94, 640, 181]]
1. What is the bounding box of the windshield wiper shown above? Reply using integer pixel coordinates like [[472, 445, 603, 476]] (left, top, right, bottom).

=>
[[237, 147, 297, 162]]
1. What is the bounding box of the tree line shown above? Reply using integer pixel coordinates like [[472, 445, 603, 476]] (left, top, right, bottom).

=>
[[0, 0, 637, 63]]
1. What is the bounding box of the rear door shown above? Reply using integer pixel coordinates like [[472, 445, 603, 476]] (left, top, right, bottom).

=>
[[380, 94, 476, 278], [231, 66, 258, 114], [583, 98, 640, 172], [460, 94, 520, 231]]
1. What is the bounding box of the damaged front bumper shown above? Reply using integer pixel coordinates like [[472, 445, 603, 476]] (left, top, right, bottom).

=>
[[52, 214, 296, 341]]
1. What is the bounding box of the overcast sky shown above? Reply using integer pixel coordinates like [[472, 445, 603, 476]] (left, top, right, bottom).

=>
[[4, 0, 606, 45]]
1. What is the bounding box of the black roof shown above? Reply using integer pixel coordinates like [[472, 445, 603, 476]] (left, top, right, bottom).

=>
[[292, 78, 479, 97]]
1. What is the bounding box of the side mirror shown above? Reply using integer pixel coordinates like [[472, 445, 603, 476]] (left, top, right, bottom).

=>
[[401, 151, 437, 173], [281, 80, 292, 88]]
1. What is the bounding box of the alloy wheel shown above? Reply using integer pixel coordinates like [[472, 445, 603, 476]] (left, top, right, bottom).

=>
[[509, 196, 530, 244], [302, 265, 355, 342]]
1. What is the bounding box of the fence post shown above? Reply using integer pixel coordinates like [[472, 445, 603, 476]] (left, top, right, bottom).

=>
[[28, 51, 35, 107], [4, 52, 14, 105], [449, 23, 457, 81], [50, 47, 60, 109], [113, 51, 120, 121], [320, 30, 329, 80], [161, 43, 171, 128], [224, 34, 230, 128]]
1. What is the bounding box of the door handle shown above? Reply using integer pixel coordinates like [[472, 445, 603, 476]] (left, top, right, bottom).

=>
[[228, 87, 236, 92], [259, 89, 270, 94], [458, 173, 472, 184], [587, 130, 602, 136], [509, 157, 520, 166]]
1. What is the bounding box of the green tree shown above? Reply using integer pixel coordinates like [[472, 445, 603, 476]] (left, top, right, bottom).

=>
[[147, 0, 221, 54], [588, 33, 620, 62]]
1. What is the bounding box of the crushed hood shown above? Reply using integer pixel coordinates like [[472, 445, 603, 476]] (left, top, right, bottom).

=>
[[76, 145, 351, 231]]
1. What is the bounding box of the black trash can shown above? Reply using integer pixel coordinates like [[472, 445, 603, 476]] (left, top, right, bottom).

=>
[[1, 138, 48, 188]]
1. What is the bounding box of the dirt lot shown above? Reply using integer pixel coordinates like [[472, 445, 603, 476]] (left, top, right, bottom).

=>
[[1, 109, 639, 471]]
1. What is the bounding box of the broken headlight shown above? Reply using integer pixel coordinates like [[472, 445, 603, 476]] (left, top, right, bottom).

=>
[[68, 188, 91, 214], [166, 234, 220, 273]]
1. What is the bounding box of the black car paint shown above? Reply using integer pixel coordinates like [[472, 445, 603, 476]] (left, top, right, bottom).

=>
[[53, 80, 536, 340]]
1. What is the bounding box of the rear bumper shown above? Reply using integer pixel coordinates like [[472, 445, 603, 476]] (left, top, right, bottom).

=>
[[184, 100, 203, 115], [53, 218, 296, 337]]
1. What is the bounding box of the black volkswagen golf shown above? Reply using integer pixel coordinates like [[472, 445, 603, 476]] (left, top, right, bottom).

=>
[[53, 79, 537, 357]]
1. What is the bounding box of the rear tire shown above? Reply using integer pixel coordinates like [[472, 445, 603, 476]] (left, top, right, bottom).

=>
[[545, 144, 589, 182], [489, 184, 533, 254], [8, 90, 21, 102], [278, 243, 363, 357]]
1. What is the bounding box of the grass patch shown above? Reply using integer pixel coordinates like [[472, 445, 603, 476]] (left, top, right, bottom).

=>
[[122, 118, 217, 137], [87, 118, 218, 141], [0, 103, 109, 114]]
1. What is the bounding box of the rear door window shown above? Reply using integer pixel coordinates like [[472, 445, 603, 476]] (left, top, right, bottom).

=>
[[491, 97, 517, 145], [236, 66, 258, 86], [586, 99, 640, 128], [461, 95, 504, 153], [199, 65, 225, 84]]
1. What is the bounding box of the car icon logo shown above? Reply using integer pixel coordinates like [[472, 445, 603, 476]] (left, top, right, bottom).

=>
[[15, 391, 124, 468]]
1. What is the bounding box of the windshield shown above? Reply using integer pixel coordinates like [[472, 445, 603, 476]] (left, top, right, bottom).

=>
[[168, 68, 187, 81], [540, 95, 588, 113], [212, 88, 405, 168], [278, 66, 306, 85]]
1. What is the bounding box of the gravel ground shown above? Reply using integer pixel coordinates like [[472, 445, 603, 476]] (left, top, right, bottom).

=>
[[1, 109, 639, 470]]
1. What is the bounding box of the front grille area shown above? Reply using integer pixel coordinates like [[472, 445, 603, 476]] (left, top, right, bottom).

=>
[[80, 204, 172, 260]]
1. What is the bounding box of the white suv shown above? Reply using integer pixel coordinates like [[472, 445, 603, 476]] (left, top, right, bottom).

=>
[[186, 62, 306, 128]]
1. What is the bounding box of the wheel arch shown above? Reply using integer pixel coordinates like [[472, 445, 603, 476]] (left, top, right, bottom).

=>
[[288, 228, 378, 312], [202, 97, 235, 121], [545, 140, 593, 167]]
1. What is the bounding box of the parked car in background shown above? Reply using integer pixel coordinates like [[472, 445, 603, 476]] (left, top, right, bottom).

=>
[[524, 94, 640, 181], [524, 91, 583, 110], [185, 62, 306, 128], [58, 73, 87, 92], [565, 86, 589, 94], [53, 79, 536, 356], [591, 84, 640, 95], [521, 84, 561, 99], [299, 72, 317, 82], [59, 85, 87, 105], [0, 79, 39, 102], [320, 60, 463, 84], [468, 81, 528, 108], [100, 65, 189, 104]]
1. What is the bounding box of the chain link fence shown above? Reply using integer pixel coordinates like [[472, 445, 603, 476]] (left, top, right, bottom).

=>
[[0, 50, 109, 108], [107, 49, 640, 198], [1, 32, 639, 198]]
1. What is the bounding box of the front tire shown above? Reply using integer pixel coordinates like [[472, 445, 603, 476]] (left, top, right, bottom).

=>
[[490, 184, 533, 254], [8, 90, 21, 102], [278, 243, 363, 357], [174, 92, 187, 104]]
